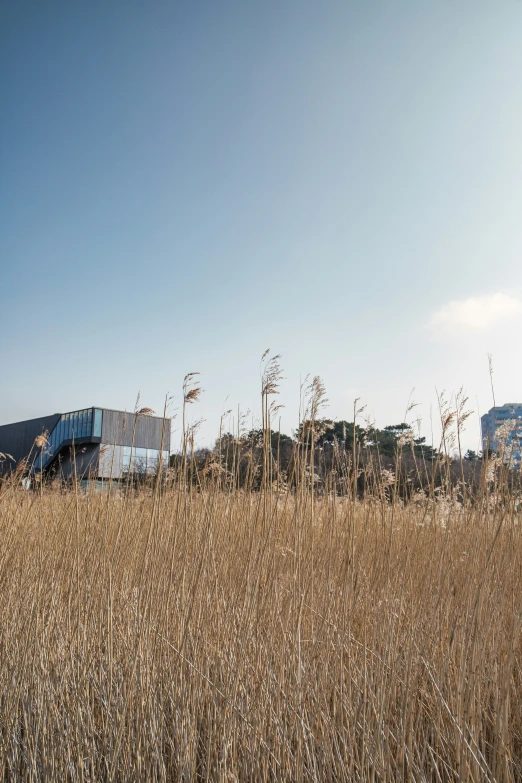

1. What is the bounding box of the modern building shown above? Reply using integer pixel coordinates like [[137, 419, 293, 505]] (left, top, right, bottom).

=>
[[481, 403, 522, 462], [0, 407, 170, 482]]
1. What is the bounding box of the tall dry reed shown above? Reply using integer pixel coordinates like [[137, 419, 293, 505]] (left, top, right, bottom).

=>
[[0, 476, 521, 781], [1, 369, 521, 781]]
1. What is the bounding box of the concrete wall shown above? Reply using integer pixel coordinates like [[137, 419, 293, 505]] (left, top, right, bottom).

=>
[[0, 414, 61, 474], [101, 409, 170, 451]]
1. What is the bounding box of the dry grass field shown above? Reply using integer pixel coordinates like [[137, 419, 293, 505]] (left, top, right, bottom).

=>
[[1, 471, 521, 781], [1, 367, 521, 781]]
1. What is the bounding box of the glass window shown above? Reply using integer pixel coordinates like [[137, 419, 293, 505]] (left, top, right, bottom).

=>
[[135, 447, 147, 472], [93, 409, 103, 438], [147, 449, 158, 474]]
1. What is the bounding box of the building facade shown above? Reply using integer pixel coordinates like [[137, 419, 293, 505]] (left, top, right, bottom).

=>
[[481, 403, 522, 462], [0, 407, 170, 481]]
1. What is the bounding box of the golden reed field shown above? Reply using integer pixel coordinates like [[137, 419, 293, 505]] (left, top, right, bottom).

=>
[[1, 370, 522, 782]]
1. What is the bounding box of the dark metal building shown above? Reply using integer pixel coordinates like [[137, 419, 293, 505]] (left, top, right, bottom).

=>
[[0, 407, 171, 481]]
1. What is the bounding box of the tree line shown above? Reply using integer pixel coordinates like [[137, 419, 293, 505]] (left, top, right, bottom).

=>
[[169, 418, 490, 500]]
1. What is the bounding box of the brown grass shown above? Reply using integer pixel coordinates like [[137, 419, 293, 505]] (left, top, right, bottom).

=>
[[1, 476, 521, 781]]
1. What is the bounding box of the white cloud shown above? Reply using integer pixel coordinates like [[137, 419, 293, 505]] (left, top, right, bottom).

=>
[[428, 293, 522, 336]]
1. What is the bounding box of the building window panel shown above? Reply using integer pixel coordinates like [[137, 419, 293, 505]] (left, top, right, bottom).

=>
[[122, 446, 132, 472], [147, 449, 159, 474], [135, 447, 147, 473], [93, 409, 102, 438]]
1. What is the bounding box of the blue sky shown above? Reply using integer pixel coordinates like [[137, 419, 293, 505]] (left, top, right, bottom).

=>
[[2, 1, 522, 452]]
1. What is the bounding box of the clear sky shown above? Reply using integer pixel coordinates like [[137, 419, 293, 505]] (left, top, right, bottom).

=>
[[2, 1, 522, 453]]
